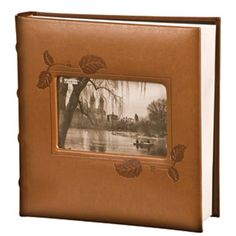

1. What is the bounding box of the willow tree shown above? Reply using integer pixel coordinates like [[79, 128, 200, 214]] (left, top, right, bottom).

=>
[[58, 78, 125, 148], [58, 77, 148, 148]]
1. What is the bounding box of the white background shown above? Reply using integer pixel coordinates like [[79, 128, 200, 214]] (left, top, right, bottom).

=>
[[0, 0, 235, 235]]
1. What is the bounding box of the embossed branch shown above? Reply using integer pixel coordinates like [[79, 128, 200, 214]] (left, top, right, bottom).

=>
[[114, 145, 186, 183], [167, 144, 186, 182], [37, 51, 54, 89], [37, 51, 106, 89]]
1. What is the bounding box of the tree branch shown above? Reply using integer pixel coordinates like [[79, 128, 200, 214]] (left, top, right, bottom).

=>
[[88, 79, 121, 102]]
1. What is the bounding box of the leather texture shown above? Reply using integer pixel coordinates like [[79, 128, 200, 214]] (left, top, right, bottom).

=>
[[15, 12, 220, 232]]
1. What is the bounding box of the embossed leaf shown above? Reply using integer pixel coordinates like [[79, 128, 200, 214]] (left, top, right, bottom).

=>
[[79, 55, 106, 74], [171, 144, 186, 162], [168, 167, 179, 182], [114, 159, 142, 178], [37, 71, 52, 89], [43, 50, 54, 66]]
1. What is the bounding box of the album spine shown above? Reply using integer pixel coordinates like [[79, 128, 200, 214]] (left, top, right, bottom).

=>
[[15, 14, 25, 216]]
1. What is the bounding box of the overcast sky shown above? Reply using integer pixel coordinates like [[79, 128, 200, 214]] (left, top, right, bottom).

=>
[[63, 78, 167, 119], [107, 80, 167, 118]]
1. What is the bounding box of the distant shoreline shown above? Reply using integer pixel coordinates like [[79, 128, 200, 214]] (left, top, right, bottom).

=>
[[70, 127, 167, 140]]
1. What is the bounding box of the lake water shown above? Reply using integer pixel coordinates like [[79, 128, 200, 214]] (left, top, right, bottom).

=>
[[65, 128, 167, 157]]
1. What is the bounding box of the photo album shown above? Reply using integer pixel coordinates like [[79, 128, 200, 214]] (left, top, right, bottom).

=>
[[16, 12, 220, 232]]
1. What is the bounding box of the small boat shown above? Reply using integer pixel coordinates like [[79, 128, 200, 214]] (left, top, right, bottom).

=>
[[133, 143, 154, 148], [133, 142, 154, 149], [133, 136, 154, 150]]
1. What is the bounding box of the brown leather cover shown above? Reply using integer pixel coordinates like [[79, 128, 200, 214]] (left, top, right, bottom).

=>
[[15, 12, 220, 232]]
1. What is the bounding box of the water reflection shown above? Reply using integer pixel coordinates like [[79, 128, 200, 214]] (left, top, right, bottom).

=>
[[89, 130, 106, 152], [65, 128, 167, 157]]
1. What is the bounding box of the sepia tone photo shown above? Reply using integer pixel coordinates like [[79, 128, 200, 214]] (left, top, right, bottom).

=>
[[57, 77, 167, 157]]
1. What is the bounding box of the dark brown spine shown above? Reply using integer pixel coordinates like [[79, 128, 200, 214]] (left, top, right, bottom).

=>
[[212, 17, 221, 217]]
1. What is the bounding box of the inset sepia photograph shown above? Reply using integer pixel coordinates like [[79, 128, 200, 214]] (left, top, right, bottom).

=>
[[57, 77, 167, 157]]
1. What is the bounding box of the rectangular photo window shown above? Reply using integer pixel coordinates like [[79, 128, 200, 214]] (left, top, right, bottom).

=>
[[57, 77, 167, 157]]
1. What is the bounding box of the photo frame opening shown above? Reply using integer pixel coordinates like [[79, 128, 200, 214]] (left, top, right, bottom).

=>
[[57, 76, 168, 157]]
